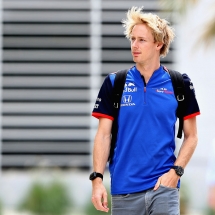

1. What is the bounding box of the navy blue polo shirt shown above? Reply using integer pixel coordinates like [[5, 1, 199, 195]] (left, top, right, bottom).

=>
[[92, 65, 200, 195]]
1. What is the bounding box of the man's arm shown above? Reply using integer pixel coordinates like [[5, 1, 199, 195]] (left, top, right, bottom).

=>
[[154, 116, 198, 190], [91, 117, 113, 213], [174, 116, 198, 167]]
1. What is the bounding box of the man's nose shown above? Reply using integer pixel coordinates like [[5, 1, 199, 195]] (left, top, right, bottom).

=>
[[132, 40, 138, 48]]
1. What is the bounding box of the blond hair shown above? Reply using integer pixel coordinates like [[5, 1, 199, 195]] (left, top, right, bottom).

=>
[[122, 6, 175, 57]]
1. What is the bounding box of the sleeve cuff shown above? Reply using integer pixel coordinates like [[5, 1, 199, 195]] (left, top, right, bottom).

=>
[[184, 112, 200, 120], [92, 112, 114, 121]]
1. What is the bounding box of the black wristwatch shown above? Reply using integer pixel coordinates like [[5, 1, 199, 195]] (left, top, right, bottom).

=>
[[89, 172, 103, 181], [171, 165, 184, 177]]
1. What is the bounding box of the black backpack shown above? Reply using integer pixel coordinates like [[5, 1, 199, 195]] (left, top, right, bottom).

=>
[[109, 68, 186, 163]]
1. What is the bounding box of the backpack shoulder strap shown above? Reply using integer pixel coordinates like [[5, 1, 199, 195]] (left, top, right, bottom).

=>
[[112, 69, 128, 109], [109, 69, 128, 163], [168, 69, 186, 139]]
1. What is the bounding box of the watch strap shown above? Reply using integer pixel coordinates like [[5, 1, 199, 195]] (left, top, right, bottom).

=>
[[171, 165, 178, 170], [89, 172, 103, 181], [171, 165, 184, 176]]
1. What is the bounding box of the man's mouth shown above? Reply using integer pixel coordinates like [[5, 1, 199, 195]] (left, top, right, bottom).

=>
[[132, 52, 141, 56]]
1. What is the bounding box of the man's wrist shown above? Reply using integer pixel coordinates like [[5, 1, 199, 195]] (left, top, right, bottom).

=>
[[92, 177, 103, 185], [171, 165, 184, 177], [89, 172, 103, 181]]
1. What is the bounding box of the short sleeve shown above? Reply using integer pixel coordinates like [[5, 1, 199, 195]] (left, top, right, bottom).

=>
[[92, 75, 114, 120], [183, 74, 200, 120]]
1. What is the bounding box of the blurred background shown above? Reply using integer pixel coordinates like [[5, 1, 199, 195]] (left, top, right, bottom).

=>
[[0, 0, 215, 214]]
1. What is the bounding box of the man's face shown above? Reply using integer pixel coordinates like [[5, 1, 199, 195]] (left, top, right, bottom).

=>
[[130, 24, 160, 64]]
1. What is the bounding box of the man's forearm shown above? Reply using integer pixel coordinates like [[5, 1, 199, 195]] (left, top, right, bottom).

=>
[[174, 116, 198, 168], [91, 131, 111, 213], [93, 133, 111, 174], [154, 134, 198, 190], [175, 134, 198, 168]]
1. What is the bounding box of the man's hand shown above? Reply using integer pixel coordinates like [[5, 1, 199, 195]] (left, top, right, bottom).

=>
[[91, 178, 109, 213], [208, 185, 215, 210], [153, 169, 180, 191]]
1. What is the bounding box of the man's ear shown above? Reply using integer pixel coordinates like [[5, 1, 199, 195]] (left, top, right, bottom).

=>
[[156, 42, 163, 50]]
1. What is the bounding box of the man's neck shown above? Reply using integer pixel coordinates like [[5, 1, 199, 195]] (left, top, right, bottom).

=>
[[136, 62, 160, 84]]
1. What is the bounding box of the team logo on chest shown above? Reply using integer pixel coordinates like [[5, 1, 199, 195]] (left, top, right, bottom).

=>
[[121, 95, 135, 106], [124, 82, 137, 93], [155, 88, 173, 94], [123, 95, 132, 103]]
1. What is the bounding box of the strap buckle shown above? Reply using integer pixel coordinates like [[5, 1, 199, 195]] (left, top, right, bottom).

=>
[[113, 102, 119, 108], [177, 95, 184, 101]]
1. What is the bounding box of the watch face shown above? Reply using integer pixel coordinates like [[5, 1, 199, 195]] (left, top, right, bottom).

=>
[[89, 172, 96, 180], [176, 166, 184, 176]]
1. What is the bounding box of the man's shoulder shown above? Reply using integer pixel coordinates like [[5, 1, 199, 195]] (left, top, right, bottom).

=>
[[107, 67, 134, 86]]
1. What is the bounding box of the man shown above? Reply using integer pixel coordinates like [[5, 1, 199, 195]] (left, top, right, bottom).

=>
[[90, 6, 200, 215]]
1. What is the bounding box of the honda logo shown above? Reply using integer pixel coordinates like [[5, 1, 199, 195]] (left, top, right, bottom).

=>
[[122, 95, 132, 103]]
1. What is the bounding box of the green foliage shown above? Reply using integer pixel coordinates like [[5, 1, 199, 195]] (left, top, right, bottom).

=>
[[199, 16, 215, 46], [159, 0, 198, 14], [180, 183, 189, 215], [205, 207, 215, 215], [0, 199, 2, 215], [18, 181, 71, 215], [160, 0, 215, 45]]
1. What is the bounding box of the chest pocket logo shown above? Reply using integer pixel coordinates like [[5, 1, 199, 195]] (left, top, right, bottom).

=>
[[155, 88, 173, 94], [121, 95, 136, 107], [124, 82, 137, 93], [123, 95, 132, 103]]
